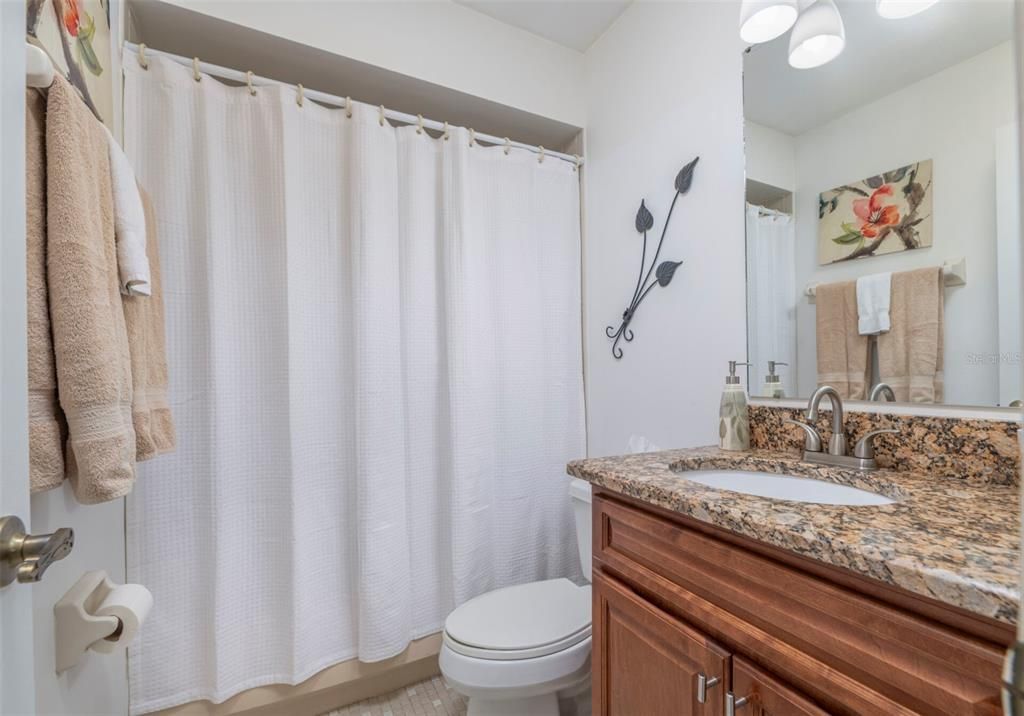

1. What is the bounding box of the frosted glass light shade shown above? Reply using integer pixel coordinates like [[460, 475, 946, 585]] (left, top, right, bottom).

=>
[[876, 0, 940, 19], [739, 0, 799, 43], [788, 0, 846, 69]]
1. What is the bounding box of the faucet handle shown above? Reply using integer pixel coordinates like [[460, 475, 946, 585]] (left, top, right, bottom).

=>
[[853, 429, 899, 460], [784, 419, 823, 453]]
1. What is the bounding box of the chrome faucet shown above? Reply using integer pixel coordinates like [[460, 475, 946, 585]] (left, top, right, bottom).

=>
[[806, 385, 847, 456], [869, 383, 896, 402], [784, 385, 898, 471]]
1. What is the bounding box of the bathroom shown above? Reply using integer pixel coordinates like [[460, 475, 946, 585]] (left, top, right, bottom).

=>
[[0, 0, 1021, 714]]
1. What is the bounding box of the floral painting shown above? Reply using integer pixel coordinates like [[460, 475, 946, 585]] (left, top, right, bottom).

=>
[[818, 160, 933, 264], [27, 0, 113, 128]]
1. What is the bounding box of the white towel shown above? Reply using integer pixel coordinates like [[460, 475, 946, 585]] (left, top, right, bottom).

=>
[[856, 272, 892, 336], [103, 127, 151, 296]]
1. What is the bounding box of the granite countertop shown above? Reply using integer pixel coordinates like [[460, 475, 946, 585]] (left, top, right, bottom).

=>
[[568, 447, 1021, 624]]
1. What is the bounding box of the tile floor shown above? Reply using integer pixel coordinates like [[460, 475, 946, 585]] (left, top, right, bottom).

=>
[[322, 676, 467, 716]]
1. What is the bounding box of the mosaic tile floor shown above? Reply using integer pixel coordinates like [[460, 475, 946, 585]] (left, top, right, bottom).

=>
[[322, 676, 467, 716]]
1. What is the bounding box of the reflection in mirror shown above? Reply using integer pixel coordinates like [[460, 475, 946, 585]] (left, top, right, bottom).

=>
[[743, 0, 1019, 408]]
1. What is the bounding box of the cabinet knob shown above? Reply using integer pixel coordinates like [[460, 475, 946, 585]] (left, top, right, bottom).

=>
[[726, 692, 749, 716], [697, 673, 720, 703]]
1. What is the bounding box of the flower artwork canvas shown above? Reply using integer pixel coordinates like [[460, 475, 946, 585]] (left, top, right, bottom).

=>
[[817, 160, 933, 265], [27, 0, 114, 128]]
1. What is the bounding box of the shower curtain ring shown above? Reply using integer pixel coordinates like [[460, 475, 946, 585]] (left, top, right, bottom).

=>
[[442, 121, 450, 141], [574, 154, 581, 172], [296, 84, 304, 107], [538, 146, 545, 164], [416, 114, 424, 135], [138, 43, 149, 70], [192, 57, 201, 82], [345, 96, 352, 118], [379, 105, 386, 127], [246, 71, 256, 96], [504, 137, 511, 155], [469, 128, 476, 147]]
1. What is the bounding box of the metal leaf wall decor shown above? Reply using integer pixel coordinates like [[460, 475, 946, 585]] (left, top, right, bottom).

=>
[[605, 156, 699, 359]]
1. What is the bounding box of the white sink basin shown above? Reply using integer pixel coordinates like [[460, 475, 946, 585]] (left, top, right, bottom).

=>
[[680, 470, 895, 506]]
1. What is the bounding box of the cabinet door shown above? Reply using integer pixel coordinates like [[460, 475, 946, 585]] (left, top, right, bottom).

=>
[[593, 571, 730, 715], [731, 656, 829, 716]]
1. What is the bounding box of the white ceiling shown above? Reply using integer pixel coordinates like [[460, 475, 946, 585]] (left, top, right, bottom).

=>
[[454, 0, 631, 52], [744, 0, 1014, 136]]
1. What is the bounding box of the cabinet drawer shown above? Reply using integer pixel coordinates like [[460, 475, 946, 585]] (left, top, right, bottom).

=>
[[594, 493, 1005, 716]]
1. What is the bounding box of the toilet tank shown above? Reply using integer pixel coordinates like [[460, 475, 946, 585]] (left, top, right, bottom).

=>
[[569, 478, 592, 582]]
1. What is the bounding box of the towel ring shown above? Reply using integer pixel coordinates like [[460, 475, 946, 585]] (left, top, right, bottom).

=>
[[137, 43, 149, 70], [538, 146, 545, 164], [345, 96, 352, 118], [416, 114, 424, 135], [192, 57, 201, 82], [504, 137, 511, 155], [379, 105, 386, 127], [442, 121, 450, 141], [469, 128, 476, 147], [296, 84, 304, 107], [245, 71, 256, 96]]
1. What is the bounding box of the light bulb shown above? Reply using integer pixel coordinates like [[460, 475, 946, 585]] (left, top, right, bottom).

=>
[[739, 0, 799, 43], [788, 0, 846, 69]]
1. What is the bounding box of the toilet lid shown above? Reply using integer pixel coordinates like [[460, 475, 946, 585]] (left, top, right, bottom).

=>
[[444, 578, 591, 659]]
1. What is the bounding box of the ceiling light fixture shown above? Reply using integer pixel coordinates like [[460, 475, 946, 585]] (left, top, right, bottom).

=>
[[739, 0, 799, 43], [875, 0, 940, 19], [788, 0, 846, 69]]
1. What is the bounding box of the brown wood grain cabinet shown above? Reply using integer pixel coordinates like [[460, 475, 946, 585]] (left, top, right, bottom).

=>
[[591, 490, 1012, 716]]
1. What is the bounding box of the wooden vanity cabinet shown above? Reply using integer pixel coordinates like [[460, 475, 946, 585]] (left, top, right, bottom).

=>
[[591, 490, 1013, 716], [594, 570, 730, 715], [730, 656, 828, 716]]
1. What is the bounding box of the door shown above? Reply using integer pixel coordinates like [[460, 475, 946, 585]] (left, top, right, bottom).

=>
[[730, 656, 829, 716], [0, 5, 35, 714], [593, 571, 730, 715]]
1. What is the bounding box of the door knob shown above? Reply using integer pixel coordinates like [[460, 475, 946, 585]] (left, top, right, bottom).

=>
[[0, 515, 74, 587]]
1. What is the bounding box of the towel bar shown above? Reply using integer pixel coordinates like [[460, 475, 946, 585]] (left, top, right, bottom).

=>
[[804, 257, 966, 304]]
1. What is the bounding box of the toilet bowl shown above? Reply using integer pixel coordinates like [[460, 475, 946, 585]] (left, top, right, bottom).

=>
[[439, 479, 593, 716]]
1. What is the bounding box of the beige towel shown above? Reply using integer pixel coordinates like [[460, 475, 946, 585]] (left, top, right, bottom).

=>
[[815, 280, 870, 399], [26, 89, 68, 493], [46, 75, 136, 504], [124, 189, 176, 459], [878, 267, 944, 403]]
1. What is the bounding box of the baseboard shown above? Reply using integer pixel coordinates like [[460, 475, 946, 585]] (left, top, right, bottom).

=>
[[151, 633, 443, 716]]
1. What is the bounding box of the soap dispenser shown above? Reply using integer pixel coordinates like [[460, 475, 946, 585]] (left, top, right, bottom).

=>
[[719, 361, 751, 451], [763, 361, 788, 399]]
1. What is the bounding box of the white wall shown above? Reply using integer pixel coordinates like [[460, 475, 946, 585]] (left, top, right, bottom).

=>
[[583, 0, 747, 456], [155, 0, 587, 129], [791, 43, 1016, 405], [745, 121, 795, 191]]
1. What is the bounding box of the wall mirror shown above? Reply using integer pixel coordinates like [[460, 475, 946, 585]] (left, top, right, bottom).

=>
[[742, 0, 1019, 409]]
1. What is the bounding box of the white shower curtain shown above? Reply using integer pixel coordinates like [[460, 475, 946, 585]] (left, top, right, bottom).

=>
[[123, 57, 585, 714], [745, 204, 796, 395]]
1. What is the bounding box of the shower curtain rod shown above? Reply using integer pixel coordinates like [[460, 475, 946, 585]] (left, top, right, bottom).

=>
[[747, 202, 789, 217], [122, 42, 583, 167]]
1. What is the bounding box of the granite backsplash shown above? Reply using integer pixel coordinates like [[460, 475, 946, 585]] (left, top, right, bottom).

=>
[[749, 404, 1021, 487]]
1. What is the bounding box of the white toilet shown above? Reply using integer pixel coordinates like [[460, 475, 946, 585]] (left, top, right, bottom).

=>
[[439, 479, 593, 716]]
